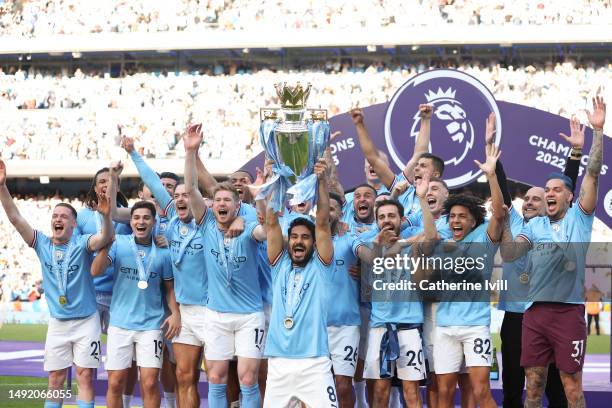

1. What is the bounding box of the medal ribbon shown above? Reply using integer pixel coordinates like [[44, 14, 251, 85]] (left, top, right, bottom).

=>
[[217, 229, 237, 287], [129, 236, 157, 285], [284, 266, 306, 321], [52, 240, 74, 301]]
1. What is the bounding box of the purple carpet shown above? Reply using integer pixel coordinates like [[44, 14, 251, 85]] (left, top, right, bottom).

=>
[[1, 340, 610, 406]]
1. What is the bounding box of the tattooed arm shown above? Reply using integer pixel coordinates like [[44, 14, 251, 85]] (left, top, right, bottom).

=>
[[579, 96, 606, 214]]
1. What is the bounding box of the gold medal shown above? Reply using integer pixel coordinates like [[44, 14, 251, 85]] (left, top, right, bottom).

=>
[[519, 273, 529, 284], [59, 295, 67, 306], [283, 317, 294, 329]]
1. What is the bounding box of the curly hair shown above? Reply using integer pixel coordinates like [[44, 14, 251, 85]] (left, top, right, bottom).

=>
[[85, 167, 128, 209], [442, 194, 486, 228]]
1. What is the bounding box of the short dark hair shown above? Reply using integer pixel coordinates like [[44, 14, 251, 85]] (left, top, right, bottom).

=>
[[329, 192, 343, 208], [232, 169, 254, 183], [131, 200, 157, 218], [159, 172, 180, 183], [353, 183, 377, 196], [288, 217, 316, 241], [429, 176, 449, 191], [418, 153, 445, 176], [374, 199, 404, 219], [443, 194, 485, 228], [55, 203, 77, 219]]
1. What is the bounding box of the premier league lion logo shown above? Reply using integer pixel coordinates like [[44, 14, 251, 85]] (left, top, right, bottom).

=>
[[385, 69, 501, 188], [409, 87, 474, 167]]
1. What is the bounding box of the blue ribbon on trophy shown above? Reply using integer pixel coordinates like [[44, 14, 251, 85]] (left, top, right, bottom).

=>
[[256, 83, 330, 212]]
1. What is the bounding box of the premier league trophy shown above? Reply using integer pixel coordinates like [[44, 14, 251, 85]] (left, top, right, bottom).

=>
[[257, 83, 330, 211]]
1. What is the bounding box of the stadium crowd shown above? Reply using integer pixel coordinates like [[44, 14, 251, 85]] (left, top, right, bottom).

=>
[[1, 0, 610, 37], [1, 59, 611, 161]]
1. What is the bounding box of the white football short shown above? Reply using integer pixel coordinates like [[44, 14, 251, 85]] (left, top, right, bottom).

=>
[[44, 312, 101, 371], [204, 309, 265, 360], [106, 326, 164, 370], [433, 325, 492, 374], [263, 303, 272, 332], [173, 304, 207, 347], [264, 357, 338, 408], [327, 325, 360, 377], [422, 302, 438, 373], [358, 305, 370, 359], [364, 326, 426, 381]]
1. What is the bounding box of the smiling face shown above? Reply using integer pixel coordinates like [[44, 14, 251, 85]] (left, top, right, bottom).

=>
[[376, 204, 401, 236], [426, 180, 449, 218], [288, 224, 314, 266], [413, 157, 439, 182], [229, 171, 252, 202], [291, 200, 312, 215], [448, 204, 476, 241], [130, 208, 155, 241], [160, 177, 178, 195], [522, 186, 545, 221], [94, 171, 110, 196], [173, 184, 192, 221], [213, 189, 238, 226], [544, 179, 572, 220], [353, 186, 376, 223], [329, 196, 342, 231], [50, 205, 77, 244]]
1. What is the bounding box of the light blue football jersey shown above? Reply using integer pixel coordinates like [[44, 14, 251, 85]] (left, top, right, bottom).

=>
[[202, 210, 263, 313], [517, 202, 593, 308], [165, 216, 208, 305], [32, 231, 97, 319], [435, 223, 499, 327], [265, 249, 333, 358], [326, 233, 364, 326], [77, 207, 132, 294], [107, 235, 173, 330], [257, 241, 273, 305]]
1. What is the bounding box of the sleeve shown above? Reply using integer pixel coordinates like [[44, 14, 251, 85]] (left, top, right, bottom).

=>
[[31, 230, 48, 251], [199, 207, 214, 227], [129, 151, 173, 213], [405, 211, 422, 228], [495, 161, 512, 207], [314, 248, 334, 282], [239, 203, 258, 223], [350, 234, 365, 258], [107, 240, 118, 265], [80, 234, 94, 253], [76, 210, 88, 235], [569, 203, 595, 236], [162, 251, 174, 280], [516, 221, 534, 247], [563, 157, 580, 196], [245, 221, 259, 241], [270, 250, 287, 280]]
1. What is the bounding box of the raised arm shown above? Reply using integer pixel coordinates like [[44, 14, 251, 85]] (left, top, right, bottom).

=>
[[0, 160, 34, 245], [195, 151, 219, 198], [122, 136, 173, 210], [415, 175, 439, 256], [351, 108, 395, 188], [474, 137, 505, 241], [91, 245, 112, 277], [87, 191, 114, 251], [403, 104, 433, 183], [314, 158, 333, 264], [183, 124, 208, 223], [559, 115, 585, 193], [579, 96, 605, 213], [484, 112, 512, 207], [266, 206, 284, 263], [324, 142, 345, 198]]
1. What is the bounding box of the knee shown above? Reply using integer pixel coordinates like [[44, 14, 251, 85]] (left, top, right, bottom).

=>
[[175, 366, 195, 386], [471, 382, 491, 402], [562, 382, 582, 404], [76, 368, 93, 386], [207, 371, 227, 384], [48, 371, 67, 389], [141, 375, 158, 392], [335, 379, 352, 397], [238, 370, 258, 387], [108, 376, 126, 394]]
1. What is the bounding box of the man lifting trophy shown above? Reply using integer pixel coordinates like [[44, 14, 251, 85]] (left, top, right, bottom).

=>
[[258, 82, 330, 211]]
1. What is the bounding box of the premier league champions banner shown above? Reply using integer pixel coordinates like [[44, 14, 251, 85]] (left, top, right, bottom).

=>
[[244, 69, 612, 229]]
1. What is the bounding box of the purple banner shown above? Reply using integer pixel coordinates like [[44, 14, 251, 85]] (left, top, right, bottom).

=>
[[243, 69, 611, 229]]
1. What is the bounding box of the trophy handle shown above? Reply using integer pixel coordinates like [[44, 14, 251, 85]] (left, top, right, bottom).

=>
[[260, 108, 280, 121], [308, 109, 328, 121]]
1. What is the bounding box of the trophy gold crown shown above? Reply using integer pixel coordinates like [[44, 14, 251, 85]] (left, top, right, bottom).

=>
[[275, 82, 312, 109]]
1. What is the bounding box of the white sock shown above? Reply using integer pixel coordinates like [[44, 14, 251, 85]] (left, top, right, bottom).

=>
[[354, 380, 368, 407], [388, 386, 401, 408], [122, 394, 132, 408], [163, 392, 176, 408]]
